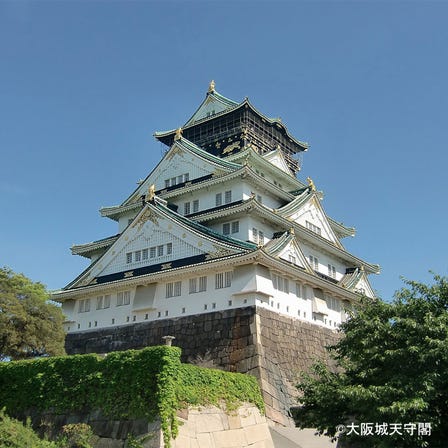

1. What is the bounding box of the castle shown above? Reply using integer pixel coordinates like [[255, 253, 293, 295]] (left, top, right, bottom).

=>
[[54, 81, 379, 425]]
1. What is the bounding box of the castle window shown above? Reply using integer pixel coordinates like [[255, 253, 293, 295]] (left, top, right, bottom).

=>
[[212, 303, 216, 309], [295, 283, 302, 299], [157, 245, 164, 257], [309, 255, 319, 270], [204, 304, 208, 310], [126, 316, 130, 322], [133, 315, 136, 322], [165, 179, 170, 188], [215, 193, 222, 206], [189, 278, 197, 294], [306, 221, 322, 236], [272, 274, 289, 293], [189, 276, 207, 293], [134, 250, 141, 262], [199, 276, 207, 292], [215, 271, 232, 289], [158, 312, 161, 318], [165, 310, 169, 317], [117, 291, 131, 306], [150, 247, 156, 258], [252, 228, 264, 245], [171, 177, 176, 186], [223, 223, 230, 235], [328, 264, 336, 278], [78, 299, 90, 313], [184, 173, 189, 182], [178, 175, 184, 184], [228, 300, 233, 306], [145, 313, 148, 320], [167, 243, 173, 255], [166, 281, 182, 298], [89, 322, 92, 328], [184, 202, 191, 215], [224, 190, 232, 204], [182, 307, 186, 314], [97, 294, 110, 310], [142, 249, 148, 260], [193, 199, 199, 213], [126, 253, 132, 264], [112, 318, 115, 324], [231, 221, 239, 233]]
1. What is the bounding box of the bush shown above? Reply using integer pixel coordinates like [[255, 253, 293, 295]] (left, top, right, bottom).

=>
[[0, 408, 56, 448]]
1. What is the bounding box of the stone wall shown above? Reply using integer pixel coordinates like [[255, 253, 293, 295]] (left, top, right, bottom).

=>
[[31, 404, 273, 448], [65, 306, 340, 427]]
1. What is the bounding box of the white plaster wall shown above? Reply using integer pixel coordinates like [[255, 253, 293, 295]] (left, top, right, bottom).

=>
[[64, 267, 346, 334]]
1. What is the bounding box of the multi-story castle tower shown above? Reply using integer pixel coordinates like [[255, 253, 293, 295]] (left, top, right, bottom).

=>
[[54, 82, 379, 425]]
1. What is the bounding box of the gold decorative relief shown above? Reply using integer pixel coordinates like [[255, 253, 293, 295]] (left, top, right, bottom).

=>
[[132, 208, 159, 229], [161, 263, 172, 270], [222, 141, 240, 154], [89, 278, 98, 285], [124, 271, 134, 278], [205, 246, 235, 260], [215, 141, 221, 149]]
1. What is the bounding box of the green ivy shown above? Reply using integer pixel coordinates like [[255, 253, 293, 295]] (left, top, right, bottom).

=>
[[0, 346, 264, 448]]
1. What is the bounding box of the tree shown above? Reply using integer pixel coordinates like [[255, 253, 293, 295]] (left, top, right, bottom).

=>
[[0, 267, 65, 360], [294, 275, 448, 448]]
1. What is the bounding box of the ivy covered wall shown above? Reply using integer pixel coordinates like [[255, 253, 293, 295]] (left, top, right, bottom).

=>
[[0, 346, 264, 447]]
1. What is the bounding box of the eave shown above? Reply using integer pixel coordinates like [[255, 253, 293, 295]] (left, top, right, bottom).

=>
[[192, 197, 380, 275], [71, 234, 120, 258]]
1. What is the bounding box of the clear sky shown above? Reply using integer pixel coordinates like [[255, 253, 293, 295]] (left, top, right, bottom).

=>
[[1, 0, 447, 300]]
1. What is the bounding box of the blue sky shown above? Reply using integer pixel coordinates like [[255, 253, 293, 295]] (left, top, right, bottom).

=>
[[1, 1, 447, 300]]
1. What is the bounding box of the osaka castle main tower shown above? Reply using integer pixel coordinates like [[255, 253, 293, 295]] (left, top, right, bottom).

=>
[[54, 81, 379, 424]]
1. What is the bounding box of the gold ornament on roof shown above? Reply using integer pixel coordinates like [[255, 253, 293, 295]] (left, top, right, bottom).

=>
[[174, 128, 183, 141], [307, 177, 316, 191], [208, 80, 216, 93], [146, 184, 156, 202]]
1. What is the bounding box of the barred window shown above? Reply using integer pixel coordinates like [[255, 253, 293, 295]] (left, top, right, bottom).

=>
[[193, 199, 199, 213], [224, 190, 232, 204], [134, 250, 141, 262], [157, 245, 164, 257], [189, 278, 197, 294], [167, 243, 173, 255], [126, 253, 132, 264], [199, 276, 207, 292], [166, 281, 182, 298], [150, 247, 156, 258], [223, 223, 230, 235], [117, 291, 131, 306], [184, 202, 191, 215], [231, 221, 239, 233], [215, 271, 232, 289], [78, 298, 90, 313], [142, 249, 148, 260], [215, 193, 222, 206]]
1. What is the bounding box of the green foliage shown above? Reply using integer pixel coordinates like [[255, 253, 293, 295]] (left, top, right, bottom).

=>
[[177, 364, 265, 413], [55, 423, 96, 448], [0, 267, 65, 360], [295, 275, 448, 448], [0, 345, 264, 448], [0, 408, 56, 448]]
